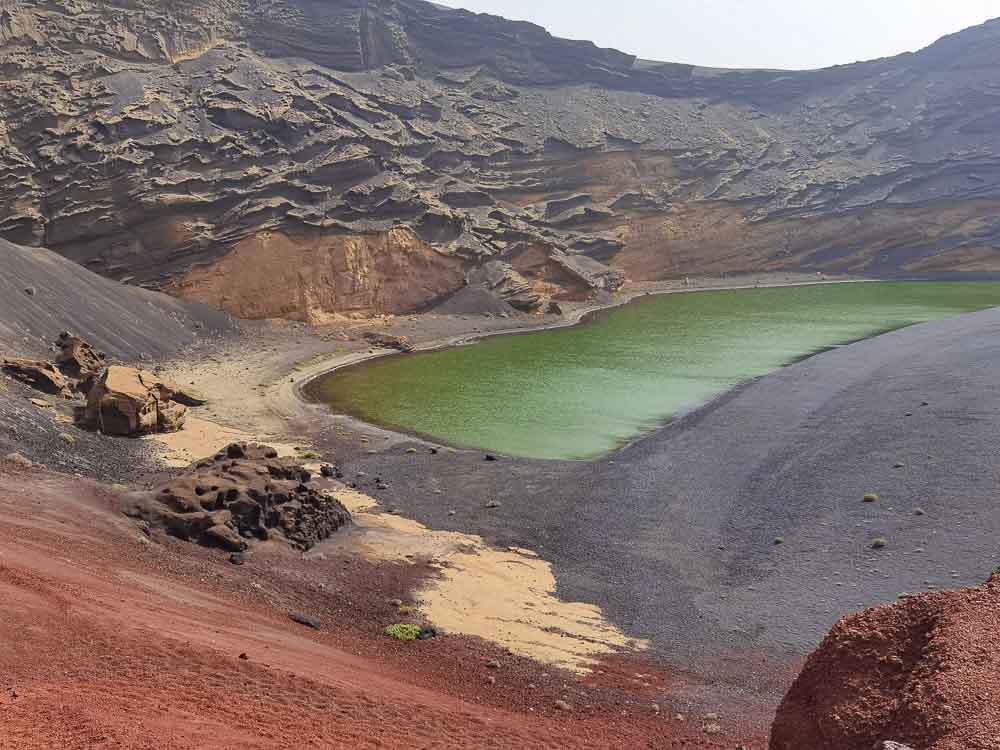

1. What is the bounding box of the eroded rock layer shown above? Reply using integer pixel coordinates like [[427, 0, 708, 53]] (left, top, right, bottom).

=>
[[5, 1, 1000, 318]]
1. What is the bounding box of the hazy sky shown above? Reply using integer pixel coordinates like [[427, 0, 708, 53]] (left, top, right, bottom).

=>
[[438, 1, 999, 70]]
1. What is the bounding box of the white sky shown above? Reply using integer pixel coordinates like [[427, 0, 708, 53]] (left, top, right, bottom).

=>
[[438, 0, 1000, 70]]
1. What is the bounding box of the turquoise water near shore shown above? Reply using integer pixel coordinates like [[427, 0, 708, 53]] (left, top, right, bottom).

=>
[[311, 282, 1000, 460]]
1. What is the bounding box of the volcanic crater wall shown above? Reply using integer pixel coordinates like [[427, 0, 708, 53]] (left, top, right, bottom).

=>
[[5, 0, 1000, 319]]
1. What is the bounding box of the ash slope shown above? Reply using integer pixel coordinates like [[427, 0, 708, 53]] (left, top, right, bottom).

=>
[[0, 239, 234, 361], [5, 2, 1000, 319], [0, 237, 233, 476]]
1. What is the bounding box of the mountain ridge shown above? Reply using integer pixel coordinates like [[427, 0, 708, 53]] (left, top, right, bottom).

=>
[[4, 1, 1000, 320]]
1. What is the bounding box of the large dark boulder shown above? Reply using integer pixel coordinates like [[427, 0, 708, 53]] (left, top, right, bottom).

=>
[[124, 443, 351, 552]]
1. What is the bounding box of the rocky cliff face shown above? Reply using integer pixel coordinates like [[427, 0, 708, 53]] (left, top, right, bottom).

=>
[[5, 0, 1000, 319]]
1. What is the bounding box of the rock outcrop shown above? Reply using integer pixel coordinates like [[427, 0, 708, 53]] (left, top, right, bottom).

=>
[[362, 331, 414, 352], [5, 2, 1000, 320], [770, 572, 1000, 750], [124, 443, 351, 552], [76, 366, 189, 436], [2, 330, 207, 437], [1, 358, 72, 397], [54, 332, 106, 383]]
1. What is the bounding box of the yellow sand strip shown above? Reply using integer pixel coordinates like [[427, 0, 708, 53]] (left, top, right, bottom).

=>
[[336, 489, 647, 673]]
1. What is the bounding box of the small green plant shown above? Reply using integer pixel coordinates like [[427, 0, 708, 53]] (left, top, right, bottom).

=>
[[863, 492, 879, 503], [914, 507, 927, 516], [299, 451, 321, 460], [872, 537, 888, 549], [773, 537, 785, 546], [385, 623, 422, 641], [397, 604, 417, 615]]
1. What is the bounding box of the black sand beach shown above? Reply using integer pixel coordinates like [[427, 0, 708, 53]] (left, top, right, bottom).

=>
[[333, 305, 1000, 696]]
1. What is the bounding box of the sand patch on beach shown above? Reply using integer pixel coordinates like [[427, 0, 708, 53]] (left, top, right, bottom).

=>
[[334, 488, 647, 673], [146, 416, 298, 467]]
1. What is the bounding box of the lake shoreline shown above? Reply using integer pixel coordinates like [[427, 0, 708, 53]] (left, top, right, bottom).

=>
[[300, 273, 879, 457]]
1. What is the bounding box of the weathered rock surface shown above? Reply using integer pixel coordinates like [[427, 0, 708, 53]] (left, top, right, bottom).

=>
[[125, 443, 351, 552], [1, 358, 72, 397], [54, 332, 106, 382], [5, 2, 1000, 320], [77, 365, 188, 436], [770, 572, 1000, 750]]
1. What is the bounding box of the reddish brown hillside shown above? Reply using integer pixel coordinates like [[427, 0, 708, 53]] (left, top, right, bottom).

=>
[[770, 572, 1000, 750]]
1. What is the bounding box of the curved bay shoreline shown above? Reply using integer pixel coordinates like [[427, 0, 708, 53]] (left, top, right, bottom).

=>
[[158, 272, 1000, 713], [296, 273, 877, 458]]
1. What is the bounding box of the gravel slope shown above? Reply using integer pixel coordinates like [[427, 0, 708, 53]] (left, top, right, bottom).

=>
[[0, 239, 234, 360]]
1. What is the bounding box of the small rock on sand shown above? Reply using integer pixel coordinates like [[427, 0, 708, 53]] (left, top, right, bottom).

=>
[[3, 453, 33, 468], [288, 612, 322, 630], [554, 700, 572, 711]]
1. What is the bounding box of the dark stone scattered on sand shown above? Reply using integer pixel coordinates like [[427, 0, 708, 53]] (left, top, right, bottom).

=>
[[289, 612, 322, 630], [229, 552, 249, 566], [484, 454, 498, 462]]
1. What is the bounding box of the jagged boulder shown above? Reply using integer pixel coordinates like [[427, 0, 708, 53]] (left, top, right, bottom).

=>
[[76, 366, 188, 435], [1, 358, 72, 396], [54, 332, 106, 382], [770, 572, 1000, 750], [123, 443, 351, 552]]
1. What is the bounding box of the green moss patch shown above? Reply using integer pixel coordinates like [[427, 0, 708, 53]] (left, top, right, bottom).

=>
[[385, 623, 422, 642]]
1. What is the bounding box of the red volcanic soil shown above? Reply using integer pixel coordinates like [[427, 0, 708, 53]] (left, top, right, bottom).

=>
[[0, 459, 766, 749], [770, 572, 1000, 750]]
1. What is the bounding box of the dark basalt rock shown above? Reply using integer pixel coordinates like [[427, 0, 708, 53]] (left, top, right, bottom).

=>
[[362, 332, 414, 352], [124, 443, 351, 552]]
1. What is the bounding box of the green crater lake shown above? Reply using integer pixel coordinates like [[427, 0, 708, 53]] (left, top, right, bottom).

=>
[[311, 282, 1000, 460]]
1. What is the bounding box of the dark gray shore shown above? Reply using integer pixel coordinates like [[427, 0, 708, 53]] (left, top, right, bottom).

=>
[[331, 305, 1000, 693]]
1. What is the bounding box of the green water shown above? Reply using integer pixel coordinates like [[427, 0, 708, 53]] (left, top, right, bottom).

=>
[[311, 282, 1000, 460]]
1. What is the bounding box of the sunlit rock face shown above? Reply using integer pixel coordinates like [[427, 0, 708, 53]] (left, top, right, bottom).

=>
[[5, 1, 1000, 318]]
